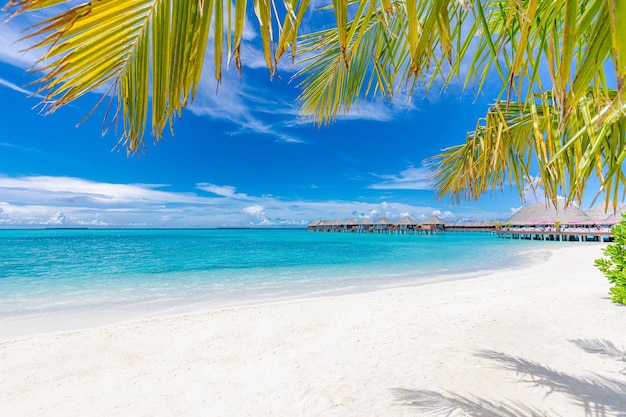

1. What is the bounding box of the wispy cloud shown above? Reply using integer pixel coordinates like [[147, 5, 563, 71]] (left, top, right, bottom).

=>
[[0, 19, 39, 69], [0, 174, 502, 228], [0, 77, 33, 95], [187, 55, 314, 144], [196, 183, 257, 200], [2, 5, 416, 146], [369, 166, 433, 190]]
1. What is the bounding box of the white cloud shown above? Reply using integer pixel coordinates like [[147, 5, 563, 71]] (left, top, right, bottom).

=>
[[431, 209, 454, 219], [47, 211, 68, 225], [0, 175, 209, 206], [0, 78, 35, 95], [0, 174, 506, 228], [243, 205, 265, 216], [0, 20, 41, 69], [242, 204, 268, 224], [196, 183, 255, 200], [369, 166, 433, 190], [187, 67, 305, 143]]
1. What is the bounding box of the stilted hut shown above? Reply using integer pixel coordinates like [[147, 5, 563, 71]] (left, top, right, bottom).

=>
[[345, 218, 358, 232], [357, 218, 373, 233], [499, 199, 611, 241], [332, 219, 345, 232], [318, 220, 333, 232], [395, 216, 419, 234], [585, 205, 626, 227], [373, 217, 393, 233], [307, 220, 321, 232], [421, 216, 445, 233]]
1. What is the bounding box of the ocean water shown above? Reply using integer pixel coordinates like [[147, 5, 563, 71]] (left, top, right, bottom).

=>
[[0, 228, 550, 330]]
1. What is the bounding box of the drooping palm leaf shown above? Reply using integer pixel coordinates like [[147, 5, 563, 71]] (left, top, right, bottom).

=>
[[4, 0, 221, 152], [431, 89, 626, 210], [296, 0, 626, 206], [295, 0, 474, 124], [5, 0, 626, 208], [3, 0, 306, 152]]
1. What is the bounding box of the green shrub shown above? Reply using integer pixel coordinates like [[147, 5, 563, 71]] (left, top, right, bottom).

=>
[[595, 213, 626, 305]]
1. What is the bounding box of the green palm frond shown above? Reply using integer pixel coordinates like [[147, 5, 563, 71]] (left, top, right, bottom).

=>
[[295, 3, 406, 124], [5, 0, 626, 208], [3, 0, 303, 152], [5, 0, 218, 152], [295, 0, 626, 206], [296, 0, 625, 122], [431, 88, 626, 210], [295, 0, 473, 124]]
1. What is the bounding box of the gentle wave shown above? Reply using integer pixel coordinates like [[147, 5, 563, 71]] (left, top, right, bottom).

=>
[[0, 229, 553, 320]]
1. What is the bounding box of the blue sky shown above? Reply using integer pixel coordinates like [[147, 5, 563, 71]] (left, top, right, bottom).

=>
[[0, 5, 533, 228]]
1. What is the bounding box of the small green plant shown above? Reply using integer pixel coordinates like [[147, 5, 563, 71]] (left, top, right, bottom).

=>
[[595, 213, 626, 305]]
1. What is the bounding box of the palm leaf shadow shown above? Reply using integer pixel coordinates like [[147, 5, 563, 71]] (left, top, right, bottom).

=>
[[393, 340, 626, 416], [475, 350, 626, 417], [570, 339, 626, 374], [392, 388, 550, 416]]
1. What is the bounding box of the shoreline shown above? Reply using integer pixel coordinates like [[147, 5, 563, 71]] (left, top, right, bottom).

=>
[[1, 242, 555, 342], [2, 244, 625, 416]]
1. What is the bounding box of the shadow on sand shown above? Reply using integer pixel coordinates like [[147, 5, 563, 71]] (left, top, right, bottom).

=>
[[393, 339, 626, 417], [570, 339, 626, 376], [393, 388, 548, 416]]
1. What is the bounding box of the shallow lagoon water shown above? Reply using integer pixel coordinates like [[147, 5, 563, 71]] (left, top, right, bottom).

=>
[[0, 228, 553, 322]]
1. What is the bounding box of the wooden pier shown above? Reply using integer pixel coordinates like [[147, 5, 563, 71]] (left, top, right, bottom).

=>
[[307, 199, 624, 242], [496, 229, 612, 242], [308, 216, 466, 235]]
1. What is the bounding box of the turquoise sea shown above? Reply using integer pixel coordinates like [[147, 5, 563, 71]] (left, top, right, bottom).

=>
[[0, 228, 551, 334]]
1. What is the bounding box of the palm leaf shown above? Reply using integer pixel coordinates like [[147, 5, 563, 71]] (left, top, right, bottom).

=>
[[4, 0, 223, 152], [295, 0, 474, 124], [431, 89, 626, 210], [5, 0, 626, 209], [3, 0, 283, 152]]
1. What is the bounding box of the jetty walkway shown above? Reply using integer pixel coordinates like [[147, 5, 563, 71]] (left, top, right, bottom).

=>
[[309, 198, 623, 242]]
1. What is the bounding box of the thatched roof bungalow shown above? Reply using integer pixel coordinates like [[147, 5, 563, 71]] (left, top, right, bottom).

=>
[[585, 205, 626, 225], [506, 200, 590, 227], [332, 219, 344, 232], [421, 215, 445, 230], [373, 216, 393, 232], [344, 218, 358, 232], [355, 217, 373, 232], [601, 208, 626, 225], [395, 215, 419, 232]]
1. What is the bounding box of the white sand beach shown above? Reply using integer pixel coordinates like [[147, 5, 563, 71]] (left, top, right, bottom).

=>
[[1, 244, 625, 416]]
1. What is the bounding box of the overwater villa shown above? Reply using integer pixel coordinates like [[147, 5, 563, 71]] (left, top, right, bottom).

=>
[[308, 199, 624, 241], [497, 199, 624, 242], [308, 215, 450, 234], [420, 216, 446, 232]]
